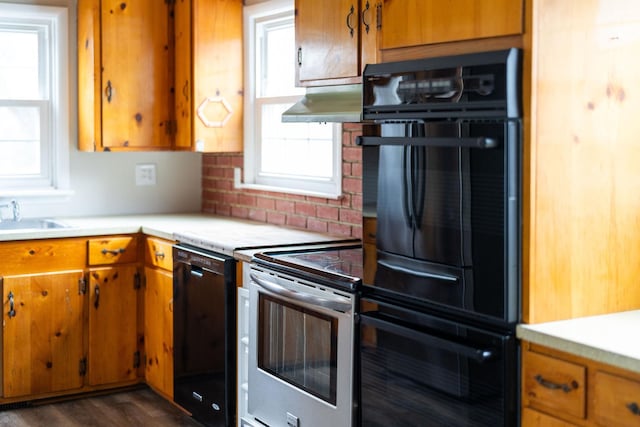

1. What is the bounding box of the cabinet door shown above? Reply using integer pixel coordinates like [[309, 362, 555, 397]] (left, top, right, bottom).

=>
[[379, 0, 524, 50], [296, 0, 360, 83], [99, 0, 172, 150], [2, 271, 85, 398], [144, 266, 173, 398], [174, 0, 243, 153], [87, 265, 139, 386]]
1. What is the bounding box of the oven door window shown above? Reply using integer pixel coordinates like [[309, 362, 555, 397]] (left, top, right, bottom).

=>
[[258, 293, 338, 405]]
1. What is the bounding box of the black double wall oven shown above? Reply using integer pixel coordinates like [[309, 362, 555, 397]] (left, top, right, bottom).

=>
[[358, 48, 522, 426]]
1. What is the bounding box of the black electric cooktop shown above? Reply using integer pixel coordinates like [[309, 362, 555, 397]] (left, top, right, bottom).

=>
[[253, 244, 363, 292]]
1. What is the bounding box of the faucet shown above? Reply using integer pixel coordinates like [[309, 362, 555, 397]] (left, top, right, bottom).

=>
[[0, 199, 21, 222]]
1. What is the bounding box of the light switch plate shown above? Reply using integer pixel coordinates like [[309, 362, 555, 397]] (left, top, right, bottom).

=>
[[135, 163, 157, 186]]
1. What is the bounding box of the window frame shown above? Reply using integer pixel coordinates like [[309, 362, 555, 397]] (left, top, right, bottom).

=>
[[0, 2, 71, 198], [236, 0, 342, 199]]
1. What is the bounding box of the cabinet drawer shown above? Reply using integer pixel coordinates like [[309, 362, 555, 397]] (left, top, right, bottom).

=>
[[87, 236, 138, 265], [593, 371, 640, 427], [521, 407, 578, 427], [523, 350, 586, 419], [0, 239, 86, 274], [145, 237, 173, 271]]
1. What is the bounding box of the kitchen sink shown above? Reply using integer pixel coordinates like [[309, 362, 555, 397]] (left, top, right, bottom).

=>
[[0, 218, 71, 231]]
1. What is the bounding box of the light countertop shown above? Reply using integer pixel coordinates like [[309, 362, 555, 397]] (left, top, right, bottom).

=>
[[517, 310, 640, 374], [0, 213, 357, 257]]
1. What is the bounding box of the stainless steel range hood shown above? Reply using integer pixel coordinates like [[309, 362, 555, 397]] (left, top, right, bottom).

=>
[[281, 84, 362, 123]]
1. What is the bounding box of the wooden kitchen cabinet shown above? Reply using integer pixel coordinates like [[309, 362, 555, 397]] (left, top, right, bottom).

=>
[[2, 271, 85, 398], [77, 0, 173, 151], [522, 341, 640, 426], [378, 0, 524, 51], [143, 237, 174, 399], [173, 0, 244, 152], [87, 265, 140, 386], [295, 0, 377, 86]]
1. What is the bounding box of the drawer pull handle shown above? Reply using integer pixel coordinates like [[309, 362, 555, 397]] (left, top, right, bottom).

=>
[[627, 402, 640, 416], [102, 248, 125, 256], [155, 251, 165, 260], [534, 374, 578, 393]]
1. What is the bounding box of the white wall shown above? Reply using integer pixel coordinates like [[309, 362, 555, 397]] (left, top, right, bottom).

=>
[[22, 150, 203, 218], [8, 0, 203, 218]]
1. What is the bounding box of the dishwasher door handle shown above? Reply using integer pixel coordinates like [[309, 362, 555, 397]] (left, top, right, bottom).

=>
[[250, 273, 352, 313]]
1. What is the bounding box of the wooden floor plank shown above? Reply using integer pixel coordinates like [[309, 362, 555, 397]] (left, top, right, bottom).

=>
[[0, 388, 202, 427]]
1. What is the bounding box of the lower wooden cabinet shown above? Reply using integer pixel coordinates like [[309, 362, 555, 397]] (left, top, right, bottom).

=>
[[522, 341, 640, 426], [2, 271, 85, 398], [0, 235, 161, 404], [87, 265, 140, 386]]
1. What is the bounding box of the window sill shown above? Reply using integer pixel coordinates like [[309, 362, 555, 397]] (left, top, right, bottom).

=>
[[0, 188, 75, 202], [233, 168, 341, 200]]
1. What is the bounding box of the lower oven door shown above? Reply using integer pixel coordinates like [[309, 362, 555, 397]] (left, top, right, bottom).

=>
[[248, 266, 355, 427], [359, 297, 518, 427]]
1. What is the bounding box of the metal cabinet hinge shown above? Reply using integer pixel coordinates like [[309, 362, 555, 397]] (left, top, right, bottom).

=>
[[79, 357, 87, 376], [78, 277, 87, 295], [376, 1, 382, 30], [164, 0, 176, 5], [134, 272, 141, 290], [133, 351, 141, 369]]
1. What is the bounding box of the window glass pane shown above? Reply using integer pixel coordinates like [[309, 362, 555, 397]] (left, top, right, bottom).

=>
[[260, 103, 333, 178], [0, 106, 40, 176], [0, 29, 40, 99], [261, 22, 299, 97]]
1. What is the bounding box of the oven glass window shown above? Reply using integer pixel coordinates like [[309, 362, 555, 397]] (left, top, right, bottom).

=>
[[258, 294, 338, 405]]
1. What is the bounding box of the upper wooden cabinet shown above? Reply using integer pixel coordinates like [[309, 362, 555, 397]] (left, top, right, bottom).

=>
[[78, 0, 243, 152], [78, 0, 173, 151], [295, 0, 377, 86], [378, 0, 524, 50], [174, 0, 243, 152]]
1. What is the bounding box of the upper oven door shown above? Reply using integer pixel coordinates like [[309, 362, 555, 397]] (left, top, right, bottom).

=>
[[248, 266, 355, 427]]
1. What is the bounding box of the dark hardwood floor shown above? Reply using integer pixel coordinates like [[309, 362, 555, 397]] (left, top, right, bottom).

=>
[[0, 388, 203, 427]]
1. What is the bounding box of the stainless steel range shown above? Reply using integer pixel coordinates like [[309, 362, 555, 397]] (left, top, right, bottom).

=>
[[247, 245, 362, 427]]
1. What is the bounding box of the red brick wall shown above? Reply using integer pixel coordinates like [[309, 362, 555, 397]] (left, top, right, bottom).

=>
[[201, 123, 364, 239]]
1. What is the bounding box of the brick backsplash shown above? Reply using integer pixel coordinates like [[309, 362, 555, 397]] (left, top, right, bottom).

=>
[[201, 123, 364, 239]]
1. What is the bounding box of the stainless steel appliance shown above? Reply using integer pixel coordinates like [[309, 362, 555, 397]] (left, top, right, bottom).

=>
[[247, 245, 362, 427], [173, 244, 236, 427], [359, 48, 522, 426]]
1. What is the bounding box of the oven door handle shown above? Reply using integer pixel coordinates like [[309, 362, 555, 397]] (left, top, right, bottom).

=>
[[378, 259, 458, 283], [250, 273, 352, 313], [361, 312, 494, 363]]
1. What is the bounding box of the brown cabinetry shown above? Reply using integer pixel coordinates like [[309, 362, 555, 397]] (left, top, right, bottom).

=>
[[78, 0, 243, 153], [78, 0, 172, 151], [2, 271, 85, 398], [174, 0, 243, 153], [378, 0, 524, 50], [143, 237, 174, 398], [0, 236, 143, 403], [295, 0, 377, 86], [522, 342, 640, 426]]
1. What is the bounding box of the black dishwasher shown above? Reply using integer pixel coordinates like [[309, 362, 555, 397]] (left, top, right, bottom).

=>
[[173, 244, 236, 427]]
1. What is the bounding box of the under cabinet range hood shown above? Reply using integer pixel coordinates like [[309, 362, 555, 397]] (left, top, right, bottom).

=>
[[281, 84, 362, 123]]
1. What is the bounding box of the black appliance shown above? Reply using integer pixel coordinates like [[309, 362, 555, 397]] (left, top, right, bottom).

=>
[[173, 244, 236, 427], [358, 48, 521, 426]]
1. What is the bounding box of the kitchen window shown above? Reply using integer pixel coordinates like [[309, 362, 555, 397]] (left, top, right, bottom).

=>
[[236, 0, 342, 198], [0, 2, 70, 197]]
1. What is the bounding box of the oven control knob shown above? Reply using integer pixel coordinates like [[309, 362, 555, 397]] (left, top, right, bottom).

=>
[[211, 403, 221, 411]]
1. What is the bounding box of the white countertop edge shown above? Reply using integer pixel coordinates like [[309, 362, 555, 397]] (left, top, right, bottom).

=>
[[517, 312, 640, 375]]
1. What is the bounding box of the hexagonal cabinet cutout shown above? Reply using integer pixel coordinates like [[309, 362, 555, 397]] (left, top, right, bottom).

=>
[[196, 96, 233, 128]]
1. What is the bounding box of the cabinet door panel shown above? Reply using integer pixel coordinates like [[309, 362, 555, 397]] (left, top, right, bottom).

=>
[[2, 271, 84, 398], [144, 267, 173, 398], [380, 0, 524, 50], [87, 265, 139, 386], [100, 0, 171, 150], [296, 0, 359, 82]]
